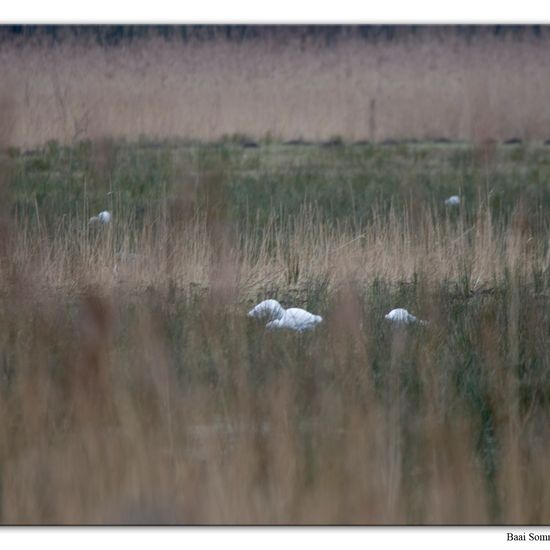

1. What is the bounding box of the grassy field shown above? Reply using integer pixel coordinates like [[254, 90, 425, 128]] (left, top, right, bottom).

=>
[[1, 139, 550, 523]]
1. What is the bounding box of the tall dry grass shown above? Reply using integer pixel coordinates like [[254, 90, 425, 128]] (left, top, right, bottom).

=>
[[9, 201, 548, 296], [3, 30, 550, 520], [1, 198, 550, 524], [4, 26, 550, 148]]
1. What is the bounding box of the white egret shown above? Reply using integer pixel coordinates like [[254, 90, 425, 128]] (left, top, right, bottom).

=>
[[248, 299, 322, 332], [248, 299, 286, 321], [89, 210, 112, 225], [444, 195, 461, 206], [385, 308, 427, 326], [266, 308, 323, 332]]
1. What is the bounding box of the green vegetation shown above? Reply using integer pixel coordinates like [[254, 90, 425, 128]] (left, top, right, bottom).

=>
[[11, 139, 550, 226]]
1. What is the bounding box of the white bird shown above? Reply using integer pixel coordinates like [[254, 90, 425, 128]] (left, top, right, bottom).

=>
[[266, 308, 323, 332], [385, 308, 427, 326], [248, 299, 322, 332], [444, 195, 461, 206], [248, 299, 286, 322], [89, 210, 112, 225]]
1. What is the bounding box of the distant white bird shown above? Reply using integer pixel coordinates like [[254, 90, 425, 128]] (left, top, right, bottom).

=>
[[444, 195, 461, 206], [89, 210, 112, 225], [248, 299, 322, 332], [385, 308, 428, 326]]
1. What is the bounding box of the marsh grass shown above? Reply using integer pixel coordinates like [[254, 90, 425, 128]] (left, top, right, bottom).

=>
[[6, 26, 550, 147], [1, 141, 550, 524]]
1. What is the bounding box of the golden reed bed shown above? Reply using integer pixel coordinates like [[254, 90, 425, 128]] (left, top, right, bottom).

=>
[[2, 25, 550, 149]]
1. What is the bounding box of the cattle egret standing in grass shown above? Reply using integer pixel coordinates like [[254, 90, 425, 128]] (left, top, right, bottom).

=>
[[89, 211, 112, 225], [385, 308, 427, 326], [248, 299, 322, 332], [444, 195, 461, 206]]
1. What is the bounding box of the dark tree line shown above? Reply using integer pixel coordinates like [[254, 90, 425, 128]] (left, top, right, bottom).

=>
[[0, 25, 547, 47]]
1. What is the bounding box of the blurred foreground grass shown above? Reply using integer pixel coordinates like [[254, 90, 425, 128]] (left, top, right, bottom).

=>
[[1, 140, 550, 524]]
